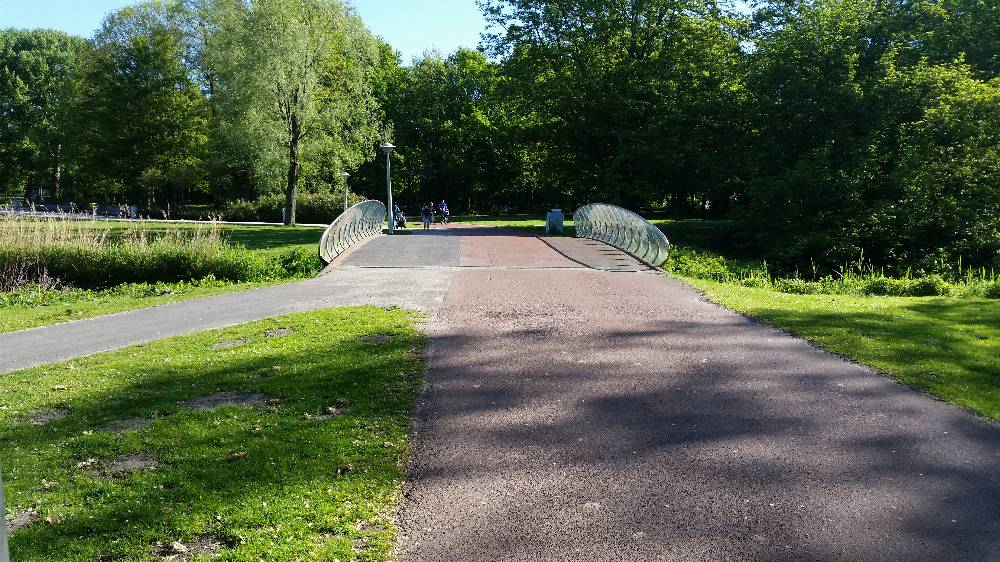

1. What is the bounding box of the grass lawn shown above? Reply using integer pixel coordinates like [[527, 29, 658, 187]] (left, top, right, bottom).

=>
[[687, 277, 1000, 422], [0, 306, 423, 561]]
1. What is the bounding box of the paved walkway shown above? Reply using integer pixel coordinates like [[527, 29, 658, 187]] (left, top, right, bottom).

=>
[[3, 227, 999, 560]]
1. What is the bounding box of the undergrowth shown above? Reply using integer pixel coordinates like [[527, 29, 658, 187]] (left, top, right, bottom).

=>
[[665, 245, 1000, 298]]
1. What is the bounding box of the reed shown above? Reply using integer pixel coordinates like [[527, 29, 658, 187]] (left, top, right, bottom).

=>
[[0, 214, 281, 290]]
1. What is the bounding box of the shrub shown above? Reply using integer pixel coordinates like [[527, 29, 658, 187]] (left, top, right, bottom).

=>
[[278, 247, 323, 278], [224, 191, 366, 224], [860, 276, 905, 296], [775, 278, 820, 294], [904, 275, 950, 297], [0, 277, 232, 308], [983, 282, 1000, 299], [664, 246, 767, 283]]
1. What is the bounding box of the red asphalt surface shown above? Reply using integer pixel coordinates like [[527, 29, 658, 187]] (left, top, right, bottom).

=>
[[393, 229, 1000, 562]]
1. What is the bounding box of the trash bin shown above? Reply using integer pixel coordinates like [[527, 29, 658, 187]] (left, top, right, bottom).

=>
[[546, 209, 564, 234]]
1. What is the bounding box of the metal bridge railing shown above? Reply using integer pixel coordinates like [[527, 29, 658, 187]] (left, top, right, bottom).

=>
[[573, 203, 671, 268], [318, 200, 386, 265]]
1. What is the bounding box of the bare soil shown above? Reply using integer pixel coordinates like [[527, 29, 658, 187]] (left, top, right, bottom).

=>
[[157, 535, 229, 560], [211, 338, 251, 350], [21, 406, 71, 425], [181, 392, 273, 411], [83, 452, 159, 479], [357, 333, 394, 344], [101, 417, 154, 432], [6, 507, 39, 535]]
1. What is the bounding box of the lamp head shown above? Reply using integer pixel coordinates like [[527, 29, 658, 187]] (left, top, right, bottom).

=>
[[380, 142, 395, 155], [341, 172, 350, 179]]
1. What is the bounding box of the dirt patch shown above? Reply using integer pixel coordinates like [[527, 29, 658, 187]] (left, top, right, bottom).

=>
[[211, 338, 251, 350], [21, 407, 71, 425], [181, 392, 274, 411], [356, 333, 395, 344], [157, 536, 229, 560], [265, 328, 294, 338], [101, 417, 154, 433], [82, 453, 159, 479], [6, 507, 39, 535]]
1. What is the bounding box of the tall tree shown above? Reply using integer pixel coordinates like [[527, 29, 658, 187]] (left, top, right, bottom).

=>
[[210, 0, 386, 225], [71, 2, 209, 208], [0, 29, 89, 201]]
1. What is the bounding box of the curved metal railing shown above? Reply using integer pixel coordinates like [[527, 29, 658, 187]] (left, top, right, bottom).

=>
[[318, 200, 386, 264], [573, 203, 671, 267]]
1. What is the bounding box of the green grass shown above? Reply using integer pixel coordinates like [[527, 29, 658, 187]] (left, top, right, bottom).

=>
[[0, 306, 423, 561], [687, 277, 1000, 422]]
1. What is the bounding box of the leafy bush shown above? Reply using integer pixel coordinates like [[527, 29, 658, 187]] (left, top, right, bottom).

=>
[[664, 246, 767, 283], [905, 275, 951, 297], [1, 242, 280, 289], [664, 244, 978, 298], [224, 191, 366, 224], [774, 278, 820, 294], [983, 282, 1000, 299], [859, 276, 908, 296], [278, 247, 323, 278]]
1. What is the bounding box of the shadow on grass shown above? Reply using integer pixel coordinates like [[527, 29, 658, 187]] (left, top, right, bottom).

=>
[[1, 307, 422, 561]]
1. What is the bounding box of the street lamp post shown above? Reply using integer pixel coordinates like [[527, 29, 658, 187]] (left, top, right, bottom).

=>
[[341, 171, 350, 213], [1, 463, 9, 562], [380, 142, 396, 233]]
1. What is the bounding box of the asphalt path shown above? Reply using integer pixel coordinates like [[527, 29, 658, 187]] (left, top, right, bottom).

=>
[[0, 260, 455, 374], [394, 229, 1000, 562], [3, 226, 999, 560]]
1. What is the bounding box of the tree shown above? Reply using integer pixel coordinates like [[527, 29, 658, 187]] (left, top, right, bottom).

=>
[[210, 0, 386, 225], [71, 2, 210, 208], [370, 48, 526, 212], [0, 29, 89, 201], [480, 0, 749, 212]]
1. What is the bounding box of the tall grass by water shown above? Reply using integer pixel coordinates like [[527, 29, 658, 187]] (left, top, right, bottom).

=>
[[0, 214, 284, 290]]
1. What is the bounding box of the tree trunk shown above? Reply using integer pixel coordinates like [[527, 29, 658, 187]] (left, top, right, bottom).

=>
[[53, 143, 62, 202], [284, 114, 302, 226]]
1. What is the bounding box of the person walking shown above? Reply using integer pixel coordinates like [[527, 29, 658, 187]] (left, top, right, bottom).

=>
[[438, 199, 449, 225], [421, 203, 432, 230]]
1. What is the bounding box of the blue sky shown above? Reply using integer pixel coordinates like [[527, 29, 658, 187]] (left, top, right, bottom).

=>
[[0, 0, 489, 63]]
